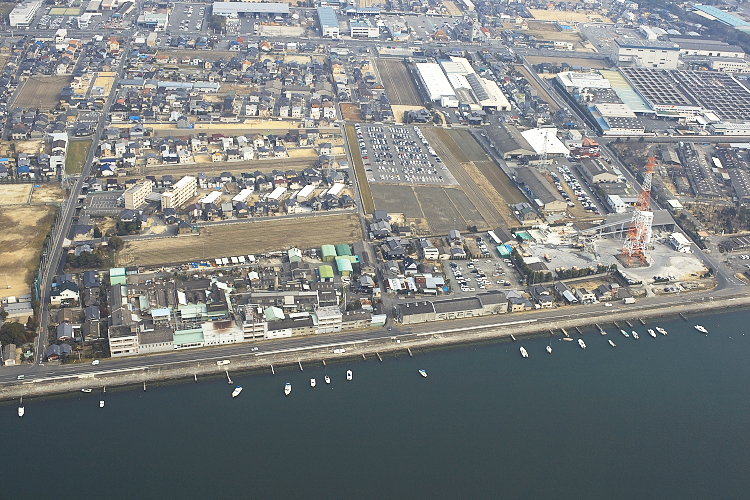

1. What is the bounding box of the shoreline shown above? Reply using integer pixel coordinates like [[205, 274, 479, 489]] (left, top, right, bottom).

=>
[[3, 293, 749, 402]]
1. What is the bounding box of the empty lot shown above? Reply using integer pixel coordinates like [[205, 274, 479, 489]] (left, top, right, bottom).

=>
[[15, 76, 72, 109], [0, 184, 32, 205], [377, 59, 423, 106], [0, 206, 56, 299], [117, 213, 362, 266]]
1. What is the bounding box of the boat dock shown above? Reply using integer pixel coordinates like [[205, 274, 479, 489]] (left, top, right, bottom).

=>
[[225, 370, 232, 384], [407, 348, 413, 357], [322, 359, 326, 367], [194, 374, 197, 383], [595, 324, 606, 335], [298, 360, 303, 371], [270, 364, 275, 375], [638, 318, 646, 325], [613, 321, 620, 328], [561, 328, 570, 338], [625, 320, 633, 327], [377, 352, 383, 362], [679, 312, 688, 321], [575, 326, 583, 335]]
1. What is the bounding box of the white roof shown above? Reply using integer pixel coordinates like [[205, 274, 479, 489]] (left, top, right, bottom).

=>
[[200, 190, 222, 204], [670, 232, 691, 245], [328, 182, 346, 197], [520, 128, 569, 156], [476, 77, 511, 109], [267, 186, 287, 200], [594, 103, 636, 117], [447, 73, 470, 90], [557, 71, 611, 90], [296, 184, 315, 199], [415, 63, 456, 101], [173, 175, 196, 190]]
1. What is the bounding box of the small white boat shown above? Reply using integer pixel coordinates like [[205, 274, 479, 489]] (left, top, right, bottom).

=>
[[656, 327, 668, 335], [18, 397, 24, 418], [81, 388, 92, 393], [324, 375, 331, 384], [419, 369, 428, 378], [648, 329, 657, 338], [578, 338, 587, 349], [99, 400, 105, 408], [310, 378, 316, 388], [231, 386, 243, 398], [620, 329, 630, 338], [694, 324, 708, 334], [632, 331, 639, 339], [520, 346, 529, 358], [608, 339, 616, 347], [510, 334, 517, 342], [546, 345, 552, 354], [284, 383, 292, 396], [346, 370, 353, 381]]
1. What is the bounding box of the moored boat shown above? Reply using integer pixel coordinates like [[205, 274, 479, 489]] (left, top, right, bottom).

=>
[[231, 386, 243, 398], [419, 369, 428, 378], [346, 370, 353, 381], [578, 338, 587, 349], [608, 339, 616, 347], [694, 324, 708, 334], [324, 375, 331, 384], [81, 388, 92, 393], [656, 327, 668, 335], [99, 400, 105, 408], [284, 383, 292, 396], [310, 378, 316, 388], [632, 331, 639, 339], [520, 346, 529, 358], [620, 329, 630, 338], [546, 345, 552, 354], [18, 397, 24, 418], [648, 329, 657, 338]]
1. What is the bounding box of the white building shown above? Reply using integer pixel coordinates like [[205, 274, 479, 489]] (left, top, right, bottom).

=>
[[9, 0, 42, 27], [668, 232, 692, 252], [607, 194, 627, 213], [349, 19, 379, 38], [124, 180, 153, 210], [316, 6, 339, 38], [315, 306, 343, 333], [615, 39, 680, 69], [415, 62, 458, 107], [161, 175, 197, 210], [109, 329, 139, 357]]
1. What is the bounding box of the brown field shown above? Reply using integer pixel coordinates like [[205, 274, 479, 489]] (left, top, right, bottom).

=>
[[528, 9, 612, 23], [30, 183, 66, 204], [0, 206, 56, 299], [442, 0, 462, 16], [346, 124, 375, 214], [117, 213, 362, 266], [340, 103, 362, 121], [526, 55, 612, 69], [0, 184, 32, 205], [15, 76, 73, 109], [140, 158, 316, 178]]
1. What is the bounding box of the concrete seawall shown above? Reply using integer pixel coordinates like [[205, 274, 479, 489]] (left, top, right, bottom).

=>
[[3, 294, 749, 401]]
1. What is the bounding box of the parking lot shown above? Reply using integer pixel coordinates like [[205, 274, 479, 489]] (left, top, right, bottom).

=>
[[169, 3, 207, 34], [548, 162, 602, 215], [355, 124, 457, 186], [444, 235, 526, 295], [85, 192, 122, 216]]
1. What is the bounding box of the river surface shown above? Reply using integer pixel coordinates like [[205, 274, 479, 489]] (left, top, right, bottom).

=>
[[3, 310, 750, 499]]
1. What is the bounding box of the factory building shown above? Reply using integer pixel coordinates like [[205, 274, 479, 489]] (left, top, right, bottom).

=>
[[615, 39, 680, 69], [415, 62, 458, 107], [316, 7, 339, 38]]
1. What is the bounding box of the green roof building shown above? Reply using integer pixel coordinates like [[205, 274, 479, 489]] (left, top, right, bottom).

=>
[[336, 256, 353, 276], [109, 267, 127, 286], [335, 244, 352, 256], [173, 328, 204, 349], [319, 264, 334, 281], [288, 247, 302, 263], [321, 244, 337, 262]]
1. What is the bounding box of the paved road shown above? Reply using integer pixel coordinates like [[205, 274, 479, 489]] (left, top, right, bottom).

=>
[[6, 285, 747, 386]]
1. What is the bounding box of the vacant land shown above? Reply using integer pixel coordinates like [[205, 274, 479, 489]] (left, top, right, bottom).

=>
[[0, 206, 56, 299], [377, 59, 423, 106], [528, 9, 611, 23], [527, 55, 611, 69], [346, 124, 375, 214], [117, 213, 362, 266], [30, 183, 66, 204], [340, 103, 362, 121], [15, 76, 72, 109], [442, 0, 462, 16], [140, 158, 316, 178], [65, 139, 92, 175], [0, 184, 32, 205]]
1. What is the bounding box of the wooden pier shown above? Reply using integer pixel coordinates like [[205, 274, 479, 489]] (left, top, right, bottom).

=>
[[638, 318, 646, 325], [322, 359, 326, 367], [298, 360, 303, 372], [679, 312, 688, 321], [625, 320, 633, 327], [407, 348, 413, 357], [561, 328, 569, 338], [225, 370, 232, 385], [575, 326, 583, 335], [613, 321, 620, 328], [194, 374, 197, 383], [377, 352, 383, 362]]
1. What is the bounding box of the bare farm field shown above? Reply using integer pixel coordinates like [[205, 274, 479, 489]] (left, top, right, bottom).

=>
[[528, 9, 612, 23], [117, 213, 362, 266], [377, 59, 423, 106], [0, 206, 56, 299], [0, 184, 32, 205], [15, 76, 72, 109], [30, 183, 66, 204]]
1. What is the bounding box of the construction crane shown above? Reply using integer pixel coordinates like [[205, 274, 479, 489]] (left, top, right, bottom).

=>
[[623, 157, 656, 264]]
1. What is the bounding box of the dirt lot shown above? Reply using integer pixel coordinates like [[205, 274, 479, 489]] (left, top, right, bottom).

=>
[[377, 59, 423, 106], [140, 157, 317, 178], [340, 103, 362, 121], [423, 128, 523, 228], [15, 76, 72, 109], [117, 213, 362, 266], [527, 55, 612, 69], [442, 0, 462, 16], [528, 9, 612, 23], [0, 206, 56, 299], [0, 184, 32, 205], [30, 184, 66, 204]]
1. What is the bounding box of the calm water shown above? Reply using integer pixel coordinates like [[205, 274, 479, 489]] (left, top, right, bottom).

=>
[[4, 310, 750, 499]]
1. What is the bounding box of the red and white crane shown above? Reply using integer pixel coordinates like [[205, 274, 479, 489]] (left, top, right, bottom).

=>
[[623, 157, 656, 264]]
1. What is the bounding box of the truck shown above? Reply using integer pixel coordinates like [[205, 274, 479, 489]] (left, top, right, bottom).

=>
[[622, 297, 636, 304], [216, 360, 231, 366]]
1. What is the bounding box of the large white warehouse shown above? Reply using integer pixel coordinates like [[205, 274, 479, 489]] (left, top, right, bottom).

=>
[[415, 63, 458, 108]]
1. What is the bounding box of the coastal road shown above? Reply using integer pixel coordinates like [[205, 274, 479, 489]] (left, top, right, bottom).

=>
[[5, 286, 747, 386]]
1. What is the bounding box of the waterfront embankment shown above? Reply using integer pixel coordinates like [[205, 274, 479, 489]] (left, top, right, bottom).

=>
[[3, 292, 749, 401]]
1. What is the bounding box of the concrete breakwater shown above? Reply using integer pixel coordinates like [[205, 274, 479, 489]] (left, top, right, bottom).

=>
[[2, 293, 749, 402]]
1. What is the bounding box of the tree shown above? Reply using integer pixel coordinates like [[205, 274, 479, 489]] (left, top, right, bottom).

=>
[[108, 235, 124, 252], [0, 321, 27, 346], [93, 226, 102, 238]]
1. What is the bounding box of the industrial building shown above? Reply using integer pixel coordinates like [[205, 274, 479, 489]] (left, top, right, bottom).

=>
[[615, 39, 680, 69], [513, 167, 567, 213], [316, 7, 339, 38], [212, 2, 290, 18], [9, 0, 43, 27], [124, 180, 153, 210], [396, 291, 508, 325], [349, 19, 379, 38], [415, 62, 458, 107], [161, 175, 197, 210]]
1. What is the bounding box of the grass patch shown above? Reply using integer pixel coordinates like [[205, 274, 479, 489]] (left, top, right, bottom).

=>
[[65, 140, 92, 175], [345, 125, 375, 214]]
